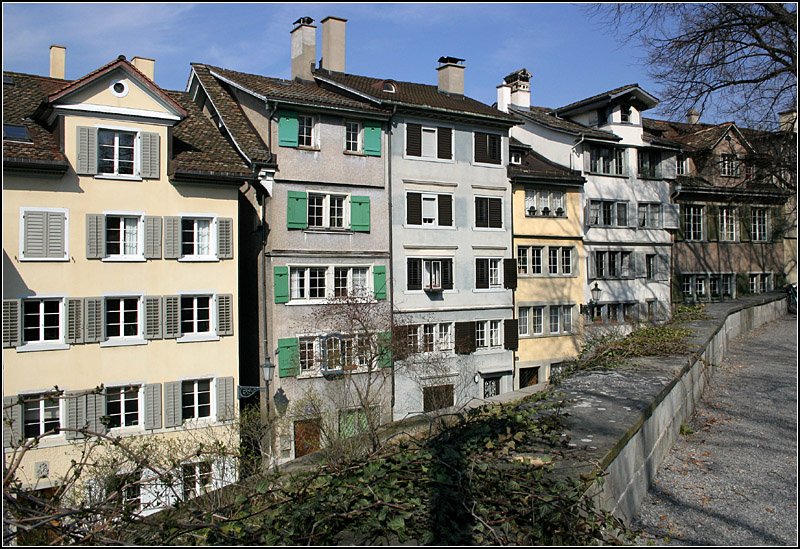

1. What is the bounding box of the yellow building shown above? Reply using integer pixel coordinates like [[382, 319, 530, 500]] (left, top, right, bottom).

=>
[[2, 50, 250, 511], [509, 142, 586, 387]]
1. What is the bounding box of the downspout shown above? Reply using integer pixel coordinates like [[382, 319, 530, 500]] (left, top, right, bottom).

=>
[[387, 105, 397, 414]]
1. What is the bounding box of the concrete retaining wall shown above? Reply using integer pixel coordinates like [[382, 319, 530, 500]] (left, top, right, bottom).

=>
[[594, 296, 788, 522]]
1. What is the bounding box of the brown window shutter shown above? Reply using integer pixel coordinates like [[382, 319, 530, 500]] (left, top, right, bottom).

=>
[[455, 321, 476, 355], [407, 193, 422, 225], [487, 134, 501, 164], [407, 258, 422, 290], [442, 259, 453, 290], [438, 194, 453, 227], [503, 258, 517, 290], [393, 324, 411, 361], [489, 198, 503, 228], [437, 127, 452, 159], [406, 123, 422, 157], [476, 258, 489, 289], [475, 198, 488, 227], [474, 132, 488, 163], [504, 319, 519, 351]]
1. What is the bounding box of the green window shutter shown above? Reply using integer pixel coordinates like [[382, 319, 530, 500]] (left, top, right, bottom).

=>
[[76, 126, 98, 175], [217, 218, 233, 259], [144, 296, 162, 340], [164, 217, 182, 259], [163, 381, 182, 428], [278, 337, 300, 378], [377, 331, 393, 369], [373, 265, 387, 300], [363, 120, 382, 156], [86, 214, 106, 259], [23, 211, 46, 258], [216, 377, 235, 421], [274, 266, 290, 304], [143, 383, 162, 430], [140, 132, 160, 178], [278, 111, 299, 147], [3, 299, 21, 349], [144, 216, 162, 259], [351, 196, 371, 232], [217, 294, 233, 336], [287, 191, 308, 229], [84, 297, 105, 343], [163, 296, 181, 339], [66, 298, 84, 344], [3, 396, 23, 448]]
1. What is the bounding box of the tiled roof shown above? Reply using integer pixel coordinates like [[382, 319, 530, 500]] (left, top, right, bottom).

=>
[[191, 64, 272, 164], [168, 91, 251, 179], [315, 69, 519, 124], [510, 105, 620, 141], [509, 148, 584, 182], [642, 117, 739, 151], [555, 83, 658, 115], [3, 72, 68, 168]]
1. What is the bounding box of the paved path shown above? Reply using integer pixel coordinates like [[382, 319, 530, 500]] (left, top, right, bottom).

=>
[[631, 315, 798, 546]]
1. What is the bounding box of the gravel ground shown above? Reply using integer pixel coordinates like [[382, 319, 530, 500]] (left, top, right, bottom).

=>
[[630, 314, 798, 546]]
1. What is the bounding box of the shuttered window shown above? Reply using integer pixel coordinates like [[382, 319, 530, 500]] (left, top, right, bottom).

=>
[[21, 209, 67, 260], [474, 132, 501, 165], [406, 193, 453, 227], [278, 337, 301, 378], [475, 197, 503, 228], [278, 111, 300, 147], [3, 300, 22, 348], [406, 124, 452, 159], [362, 120, 382, 157], [215, 376, 235, 421], [373, 266, 387, 300], [22, 298, 62, 344]]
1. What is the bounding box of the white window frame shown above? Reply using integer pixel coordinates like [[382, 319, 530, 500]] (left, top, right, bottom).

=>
[[719, 206, 737, 241], [405, 123, 453, 162], [307, 193, 350, 230], [18, 207, 70, 262], [751, 208, 768, 241], [97, 127, 139, 178], [105, 385, 143, 431], [180, 379, 213, 422], [297, 114, 317, 149], [720, 154, 740, 177], [103, 211, 145, 261], [525, 189, 566, 217], [518, 307, 530, 336], [588, 146, 626, 176], [684, 205, 704, 241], [344, 120, 362, 153], [474, 196, 504, 230], [472, 131, 503, 167], [333, 266, 371, 299], [179, 215, 217, 261], [181, 460, 213, 500], [589, 200, 629, 227], [177, 293, 217, 342], [406, 192, 454, 228], [510, 151, 522, 165], [21, 392, 62, 440], [102, 295, 145, 347], [289, 266, 329, 302], [637, 203, 662, 229], [517, 246, 529, 275], [19, 296, 66, 352], [532, 307, 544, 335], [676, 155, 687, 176], [424, 259, 443, 291], [476, 319, 503, 350]]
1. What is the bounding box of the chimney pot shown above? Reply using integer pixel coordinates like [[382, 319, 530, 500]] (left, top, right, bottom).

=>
[[132, 56, 155, 81], [506, 68, 531, 109], [321, 16, 347, 73], [291, 17, 317, 82], [49, 45, 66, 79], [437, 56, 465, 96]]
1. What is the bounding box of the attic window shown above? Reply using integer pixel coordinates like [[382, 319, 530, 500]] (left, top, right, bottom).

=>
[[510, 151, 522, 165], [110, 80, 129, 98], [3, 124, 31, 142], [3, 75, 14, 86], [382, 82, 396, 93]]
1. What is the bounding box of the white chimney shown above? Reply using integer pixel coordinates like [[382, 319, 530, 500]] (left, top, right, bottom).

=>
[[779, 110, 797, 133], [437, 56, 465, 95], [686, 108, 700, 125], [496, 83, 511, 113], [50, 45, 66, 79], [132, 56, 155, 81], [291, 17, 316, 82], [505, 69, 531, 109], [320, 16, 346, 73]]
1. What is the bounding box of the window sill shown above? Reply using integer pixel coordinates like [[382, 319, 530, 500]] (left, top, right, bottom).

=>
[[102, 256, 147, 263], [18, 256, 69, 262], [473, 227, 505, 232], [108, 425, 145, 436], [343, 150, 366, 157], [519, 332, 573, 340], [177, 334, 220, 344], [16, 342, 70, 353], [304, 228, 352, 234], [178, 417, 215, 429], [297, 146, 321, 152], [94, 174, 143, 182], [100, 338, 148, 348], [286, 299, 329, 306], [471, 161, 504, 168], [474, 347, 506, 355], [178, 256, 220, 262], [472, 288, 506, 293], [403, 224, 456, 230], [404, 155, 454, 164], [403, 289, 458, 295]]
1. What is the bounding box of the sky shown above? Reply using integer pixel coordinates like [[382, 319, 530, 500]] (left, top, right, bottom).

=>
[[3, 3, 685, 121]]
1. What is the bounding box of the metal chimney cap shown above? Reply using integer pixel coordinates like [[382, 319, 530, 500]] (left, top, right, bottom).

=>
[[438, 56, 465, 65], [293, 16, 315, 26]]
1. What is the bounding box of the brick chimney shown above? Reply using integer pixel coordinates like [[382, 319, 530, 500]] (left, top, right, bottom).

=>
[[132, 56, 155, 81], [49, 45, 66, 79], [437, 56, 465, 96], [686, 108, 700, 125], [291, 17, 317, 82], [320, 16, 346, 73]]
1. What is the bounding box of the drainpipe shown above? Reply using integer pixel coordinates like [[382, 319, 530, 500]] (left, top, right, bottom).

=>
[[387, 105, 397, 414]]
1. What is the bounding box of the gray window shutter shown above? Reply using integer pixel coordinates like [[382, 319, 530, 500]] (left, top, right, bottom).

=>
[[84, 297, 105, 343], [144, 216, 162, 259], [144, 296, 162, 340], [3, 299, 21, 349], [65, 391, 85, 440], [144, 383, 162, 430], [655, 254, 671, 282], [140, 132, 160, 179], [46, 211, 66, 259], [86, 391, 106, 435], [66, 298, 84, 344], [76, 126, 98, 175], [163, 296, 181, 339], [216, 294, 233, 336], [163, 381, 182, 428], [3, 396, 22, 448], [217, 218, 233, 259], [164, 217, 181, 259], [216, 377, 234, 421], [23, 210, 46, 258], [86, 214, 106, 259]]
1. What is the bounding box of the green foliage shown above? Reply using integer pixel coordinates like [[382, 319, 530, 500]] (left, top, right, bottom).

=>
[[672, 303, 709, 323]]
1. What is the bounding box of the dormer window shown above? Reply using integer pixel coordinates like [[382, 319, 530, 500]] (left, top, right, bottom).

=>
[[99, 129, 136, 176], [620, 105, 631, 123], [510, 151, 522, 165], [382, 82, 396, 93]]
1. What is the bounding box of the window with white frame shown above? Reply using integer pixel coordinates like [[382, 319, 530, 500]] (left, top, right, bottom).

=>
[[549, 307, 561, 333], [695, 277, 706, 297], [180, 295, 213, 336], [437, 323, 453, 352], [182, 461, 212, 500], [22, 298, 62, 344], [751, 208, 768, 241], [646, 254, 656, 280], [637, 149, 662, 178], [476, 258, 502, 289], [334, 267, 370, 298], [345, 121, 361, 152], [531, 307, 544, 335], [106, 214, 143, 257], [510, 151, 522, 165], [406, 192, 453, 227], [98, 129, 135, 176], [290, 267, 328, 300], [475, 197, 503, 228], [589, 200, 629, 227], [525, 189, 566, 217], [22, 393, 60, 439], [637, 203, 661, 228], [720, 154, 740, 177], [405, 123, 453, 160], [676, 155, 687, 176], [105, 297, 140, 339], [476, 320, 502, 349], [588, 146, 626, 175], [181, 217, 213, 258], [406, 258, 453, 291], [594, 251, 633, 279], [517, 247, 529, 275], [299, 337, 316, 372], [719, 207, 737, 241], [546, 246, 573, 275], [749, 273, 773, 293], [548, 248, 559, 275], [308, 193, 347, 229], [105, 385, 141, 429], [181, 379, 212, 420], [518, 307, 530, 336], [298, 115, 315, 148], [683, 205, 704, 240]]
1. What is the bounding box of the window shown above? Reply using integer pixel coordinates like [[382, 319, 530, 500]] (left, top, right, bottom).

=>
[[406, 123, 452, 160], [525, 189, 566, 217], [98, 129, 135, 176], [334, 267, 369, 298], [589, 200, 629, 227], [510, 151, 522, 164], [588, 146, 626, 175], [517, 246, 544, 275], [720, 154, 740, 177], [532, 307, 544, 335], [751, 208, 768, 241], [181, 218, 213, 257], [181, 379, 212, 420], [637, 203, 661, 228], [3, 124, 31, 142], [695, 277, 706, 298], [22, 299, 62, 344], [406, 192, 453, 227], [180, 296, 212, 336], [683, 205, 704, 240], [676, 155, 687, 176], [549, 307, 560, 333], [646, 254, 656, 280], [483, 377, 501, 399], [476, 258, 502, 289], [548, 248, 559, 275], [719, 207, 737, 241], [425, 260, 442, 291], [308, 193, 347, 229], [106, 215, 142, 257], [298, 115, 315, 148], [106, 297, 140, 339], [475, 197, 503, 228], [637, 149, 662, 178], [20, 208, 68, 261], [106, 385, 140, 429], [474, 132, 502, 165], [423, 384, 454, 412], [406, 258, 453, 291], [594, 251, 633, 279], [544, 246, 573, 276], [620, 105, 631, 123], [182, 461, 212, 500], [518, 307, 530, 336], [299, 338, 316, 372], [345, 121, 361, 152], [749, 273, 773, 293], [476, 320, 502, 349], [290, 267, 328, 300], [517, 247, 529, 275], [22, 393, 60, 439]]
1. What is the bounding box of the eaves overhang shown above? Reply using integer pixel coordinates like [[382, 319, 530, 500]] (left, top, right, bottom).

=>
[[3, 157, 69, 176]]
